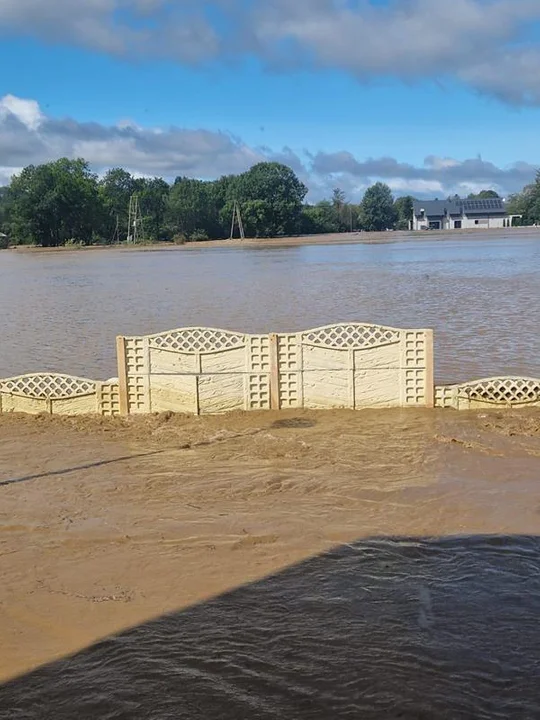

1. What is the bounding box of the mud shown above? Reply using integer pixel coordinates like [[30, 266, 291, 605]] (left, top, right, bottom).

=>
[[1, 408, 540, 684], [11, 226, 540, 252]]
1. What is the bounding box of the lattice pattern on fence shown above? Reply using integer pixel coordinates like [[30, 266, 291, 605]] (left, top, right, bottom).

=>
[[302, 324, 400, 350], [435, 377, 540, 409], [0, 373, 96, 400], [149, 328, 246, 355]]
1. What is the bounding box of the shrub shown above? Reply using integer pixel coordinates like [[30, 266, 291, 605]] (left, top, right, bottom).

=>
[[189, 229, 209, 242], [65, 238, 85, 249]]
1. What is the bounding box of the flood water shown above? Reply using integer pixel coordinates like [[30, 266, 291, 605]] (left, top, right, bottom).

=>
[[1, 234, 540, 719], [1, 233, 539, 382], [2, 535, 540, 719]]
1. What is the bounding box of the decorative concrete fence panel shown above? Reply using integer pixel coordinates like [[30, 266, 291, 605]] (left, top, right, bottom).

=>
[[275, 323, 433, 409], [2, 325, 538, 417], [117, 328, 272, 415], [116, 323, 434, 415], [0, 374, 120, 415], [435, 377, 540, 410]]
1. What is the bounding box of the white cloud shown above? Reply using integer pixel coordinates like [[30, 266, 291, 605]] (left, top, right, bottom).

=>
[[0, 95, 263, 180], [0, 94, 43, 130], [1, 0, 540, 103], [0, 95, 536, 200]]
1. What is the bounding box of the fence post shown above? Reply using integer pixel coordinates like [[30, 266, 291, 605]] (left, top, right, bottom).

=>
[[116, 336, 129, 415], [269, 333, 280, 410], [425, 329, 435, 408]]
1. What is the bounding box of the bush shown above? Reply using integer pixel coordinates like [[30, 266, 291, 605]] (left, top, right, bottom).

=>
[[172, 233, 187, 245], [189, 229, 209, 242], [65, 238, 85, 249]]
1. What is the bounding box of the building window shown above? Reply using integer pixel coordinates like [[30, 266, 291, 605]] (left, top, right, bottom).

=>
[[454, 220, 462, 229]]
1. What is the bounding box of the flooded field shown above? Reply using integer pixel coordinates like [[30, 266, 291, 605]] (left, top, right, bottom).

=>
[[1, 232, 540, 718], [1, 232, 539, 382]]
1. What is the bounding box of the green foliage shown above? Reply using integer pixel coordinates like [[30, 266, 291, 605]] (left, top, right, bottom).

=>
[[393, 195, 414, 231], [301, 201, 341, 234], [189, 229, 209, 242], [301, 201, 337, 234], [0, 186, 8, 232], [359, 182, 397, 231], [64, 238, 85, 249], [139, 177, 170, 241], [467, 190, 500, 199], [505, 171, 540, 225], [231, 162, 308, 237], [167, 177, 222, 240], [7, 158, 101, 246], [299, 188, 358, 236], [331, 188, 354, 232]]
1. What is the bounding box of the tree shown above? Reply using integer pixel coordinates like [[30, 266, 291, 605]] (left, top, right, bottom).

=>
[[0, 186, 8, 231], [99, 168, 141, 243], [506, 171, 540, 225], [393, 195, 414, 231], [167, 178, 221, 240], [138, 178, 170, 241], [331, 188, 350, 231], [0, 187, 8, 248], [7, 158, 101, 246], [231, 162, 308, 237], [467, 190, 500, 199], [359, 182, 396, 231], [300, 201, 339, 234]]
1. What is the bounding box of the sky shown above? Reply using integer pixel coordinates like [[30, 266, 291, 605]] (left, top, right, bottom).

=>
[[1, 0, 540, 200]]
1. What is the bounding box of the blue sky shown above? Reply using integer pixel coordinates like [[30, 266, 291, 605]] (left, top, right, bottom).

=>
[[1, 0, 540, 200]]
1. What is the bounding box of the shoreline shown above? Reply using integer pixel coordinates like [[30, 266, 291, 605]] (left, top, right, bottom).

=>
[[7, 226, 540, 253]]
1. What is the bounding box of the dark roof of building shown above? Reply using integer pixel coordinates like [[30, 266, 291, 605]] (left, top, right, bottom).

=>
[[461, 198, 505, 214], [413, 198, 506, 217], [413, 199, 460, 217]]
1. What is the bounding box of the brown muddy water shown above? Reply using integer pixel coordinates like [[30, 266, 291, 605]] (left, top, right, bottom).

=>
[[1, 408, 540, 718], [1, 234, 540, 718], [1, 233, 539, 381]]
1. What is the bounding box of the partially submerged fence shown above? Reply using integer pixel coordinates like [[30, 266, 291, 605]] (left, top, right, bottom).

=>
[[0, 322, 539, 415]]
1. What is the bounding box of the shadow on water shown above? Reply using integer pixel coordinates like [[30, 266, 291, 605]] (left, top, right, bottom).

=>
[[2, 535, 540, 719]]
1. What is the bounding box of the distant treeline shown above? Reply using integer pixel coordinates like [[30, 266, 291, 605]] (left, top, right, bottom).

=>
[[0, 158, 536, 247]]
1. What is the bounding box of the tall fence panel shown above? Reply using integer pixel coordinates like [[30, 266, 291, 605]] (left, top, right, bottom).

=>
[[275, 323, 433, 410], [117, 328, 272, 415], [117, 323, 434, 414]]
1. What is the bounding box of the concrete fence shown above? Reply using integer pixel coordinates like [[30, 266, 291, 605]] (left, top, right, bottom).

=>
[[0, 323, 539, 416]]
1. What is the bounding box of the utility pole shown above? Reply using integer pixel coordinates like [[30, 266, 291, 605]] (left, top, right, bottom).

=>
[[111, 214, 120, 245], [127, 194, 145, 244], [229, 200, 245, 240]]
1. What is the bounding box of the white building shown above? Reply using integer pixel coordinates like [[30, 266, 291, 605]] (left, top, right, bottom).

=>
[[412, 198, 520, 231]]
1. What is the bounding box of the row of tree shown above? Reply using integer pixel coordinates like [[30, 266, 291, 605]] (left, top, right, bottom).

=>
[[0, 158, 537, 247], [0, 159, 404, 246]]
